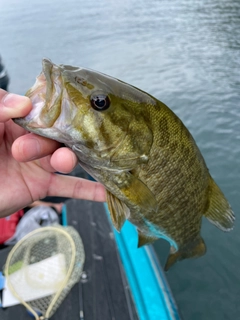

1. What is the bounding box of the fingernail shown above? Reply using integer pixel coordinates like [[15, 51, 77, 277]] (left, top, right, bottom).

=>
[[3, 93, 30, 108]]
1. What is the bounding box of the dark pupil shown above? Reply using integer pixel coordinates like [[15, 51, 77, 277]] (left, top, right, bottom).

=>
[[91, 94, 110, 111], [95, 97, 105, 108]]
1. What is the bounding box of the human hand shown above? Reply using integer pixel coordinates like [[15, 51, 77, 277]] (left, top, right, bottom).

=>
[[0, 89, 106, 218]]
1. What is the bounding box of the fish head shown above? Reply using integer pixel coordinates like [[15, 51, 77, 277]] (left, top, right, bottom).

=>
[[15, 59, 155, 170]]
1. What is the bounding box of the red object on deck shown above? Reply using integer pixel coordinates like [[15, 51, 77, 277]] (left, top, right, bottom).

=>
[[0, 210, 24, 244]]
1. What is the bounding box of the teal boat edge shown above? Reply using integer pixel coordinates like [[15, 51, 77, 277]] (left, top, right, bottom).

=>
[[62, 204, 68, 226], [104, 203, 181, 320]]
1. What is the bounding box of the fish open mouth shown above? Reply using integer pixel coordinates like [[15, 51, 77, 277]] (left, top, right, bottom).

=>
[[14, 59, 63, 129]]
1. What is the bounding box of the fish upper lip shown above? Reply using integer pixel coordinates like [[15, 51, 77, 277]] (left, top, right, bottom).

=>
[[41, 59, 63, 112], [42, 59, 54, 106]]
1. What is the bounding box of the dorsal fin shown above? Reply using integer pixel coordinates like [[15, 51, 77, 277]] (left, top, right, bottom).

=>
[[106, 189, 129, 231], [204, 177, 235, 231]]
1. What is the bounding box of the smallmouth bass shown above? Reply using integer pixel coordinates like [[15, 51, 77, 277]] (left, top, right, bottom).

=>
[[14, 59, 234, 270]]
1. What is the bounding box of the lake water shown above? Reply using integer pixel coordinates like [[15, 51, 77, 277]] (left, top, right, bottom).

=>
[[1, 0, 239, 319]]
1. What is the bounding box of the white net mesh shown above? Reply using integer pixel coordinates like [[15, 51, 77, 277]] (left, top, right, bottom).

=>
[[4, 225, 85, 320]]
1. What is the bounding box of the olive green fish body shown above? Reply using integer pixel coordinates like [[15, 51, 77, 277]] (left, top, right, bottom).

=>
[[14, 59, 234, 270]]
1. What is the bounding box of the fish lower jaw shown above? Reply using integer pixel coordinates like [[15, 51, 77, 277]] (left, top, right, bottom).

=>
[[13, 118, 45, 130]]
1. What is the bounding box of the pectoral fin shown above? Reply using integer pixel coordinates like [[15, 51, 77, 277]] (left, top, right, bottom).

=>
[[106, 189, 129, 231], [164, 237, 206, 271], [111, 171, 158, 215], [137, 231, 158, 247]]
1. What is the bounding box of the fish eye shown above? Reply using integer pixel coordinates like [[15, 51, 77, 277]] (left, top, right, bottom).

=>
[[90, 94, 110, 111]]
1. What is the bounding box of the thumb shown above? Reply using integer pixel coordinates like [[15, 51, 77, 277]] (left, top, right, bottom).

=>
[[0, 89, 32, 122]]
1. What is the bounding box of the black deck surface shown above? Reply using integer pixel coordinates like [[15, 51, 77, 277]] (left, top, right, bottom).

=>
[[0, 200, 138, 320]]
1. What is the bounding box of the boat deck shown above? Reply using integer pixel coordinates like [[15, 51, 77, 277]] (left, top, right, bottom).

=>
[[0, 199, 138, 320]]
